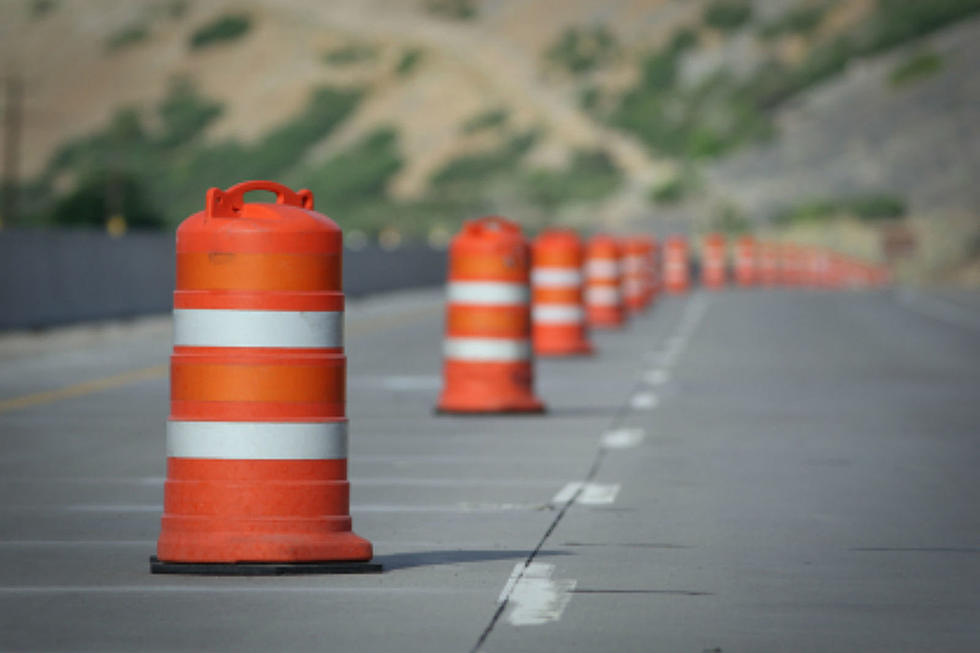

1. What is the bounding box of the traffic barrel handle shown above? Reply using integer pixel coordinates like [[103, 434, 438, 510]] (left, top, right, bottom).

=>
[[206, 180, 314, 219]]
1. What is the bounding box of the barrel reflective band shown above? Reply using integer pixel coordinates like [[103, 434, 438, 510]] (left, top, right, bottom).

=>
[[444, 337, 531, 361], [586, 287, 620, 305], [166, 421, 348, 460], [447, 282, 529, 305], [533, 305, 584, 324], [174, 309, 343, 349], [531, 268, 582, 287], [586, 260, 619, 278]]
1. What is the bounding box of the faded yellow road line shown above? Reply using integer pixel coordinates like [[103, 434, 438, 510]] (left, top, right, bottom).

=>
[[0, 303, 441, 415], [0, 365, 168, 415]]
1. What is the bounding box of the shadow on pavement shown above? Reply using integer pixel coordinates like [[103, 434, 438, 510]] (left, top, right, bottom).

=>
[[374, 549, 571, 571]]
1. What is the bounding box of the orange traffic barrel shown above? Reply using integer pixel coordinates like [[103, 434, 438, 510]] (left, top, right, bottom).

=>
[[647, 236, 661, 304], [622, 236, 653, 314], [531, 228, 593, 357], [759, 241, 779, 286], [153, 180, 379, 575], [781, 243, 805, 286], [663, 235, 690, 294], [436, 216, 545, 413], [585, 234, 626, 328], [700, 232, 727, 290], [733, 235, 757, 287]]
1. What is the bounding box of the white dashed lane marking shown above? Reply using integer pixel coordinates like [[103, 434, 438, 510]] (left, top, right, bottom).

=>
[[600, 428, 645, 449], [550, 482, 621, 507], [499, 562, 577, 626]]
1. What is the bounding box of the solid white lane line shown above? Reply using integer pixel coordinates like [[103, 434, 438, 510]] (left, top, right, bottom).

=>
[[499, 562, 577, 626], [600, 428, 646, 450], [550, 482, 620, 507]]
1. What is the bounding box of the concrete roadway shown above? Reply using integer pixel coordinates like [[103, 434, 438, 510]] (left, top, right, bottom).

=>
[[0, 287, 978, 652]]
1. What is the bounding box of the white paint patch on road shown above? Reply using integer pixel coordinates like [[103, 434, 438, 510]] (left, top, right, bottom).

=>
[[551, 482, 621, 507], [600, 428, 646, 449], [643, 369, 669, 385], [499, 562, 577, 626], [630, 392, 658, 410]]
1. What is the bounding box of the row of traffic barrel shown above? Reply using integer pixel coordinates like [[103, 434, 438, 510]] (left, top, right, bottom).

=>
[[150, 181, 888, 575]]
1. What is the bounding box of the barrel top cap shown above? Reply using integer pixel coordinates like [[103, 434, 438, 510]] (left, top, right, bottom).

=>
[[453, 215, 526, 251], [177, 181, 341, 255]]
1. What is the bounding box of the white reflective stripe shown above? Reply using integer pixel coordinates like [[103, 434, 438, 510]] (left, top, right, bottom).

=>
[[444, 337, 530, 361], [447, 282, 529, 305], [585, 286, 620, 305], [166, 421, 347, 460], [533, 305, 584, 324], [531, 268, 582, 287], [585, 259, 619, 278], [173, 309, 342, 349]]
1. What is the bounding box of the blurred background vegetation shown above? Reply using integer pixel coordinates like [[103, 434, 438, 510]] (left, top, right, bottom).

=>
[[1, 0, 978, 282]]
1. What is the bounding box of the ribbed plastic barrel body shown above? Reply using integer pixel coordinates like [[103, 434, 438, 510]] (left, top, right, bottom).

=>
[[664, 235, 690, 294], [532, 228, 593, 356], [622, 236, 652, 313], [156, 181, 372, 564], [585, 234, 626, 328], [760, 241, 779, 286], [734, 235, 757, 287], [701, 233, 727, 290], [437, 216, 544, 413]]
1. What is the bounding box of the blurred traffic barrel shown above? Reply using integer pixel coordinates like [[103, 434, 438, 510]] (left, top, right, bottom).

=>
[[436, 216, 544, 413], [622, 236, 653, 314], [700, 232, 727, 290], [585, 234, 626, 328], [734, 235, 757, 287], [664, 235, 690, 294], [531, 228, 593, 357]]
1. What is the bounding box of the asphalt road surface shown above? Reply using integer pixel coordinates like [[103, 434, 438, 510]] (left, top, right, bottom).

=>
[[1, 287, 978, 652]]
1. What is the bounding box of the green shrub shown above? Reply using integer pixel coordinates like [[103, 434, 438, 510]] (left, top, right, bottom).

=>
[[545, 25, 618, 74], [189, 14, 251, 50], [650, 178, 685, 204], [775, 193, 906, 224], [861, 0, 980, 56], [51, 172, 163, 229], [425, 0, 478, 20], [105, 24, 149, 52], [461, 108, 508, 134], [522, 149, 622, 209], [156, 78, 223, 148], [29, 0, 58, 19], [889, 51, 943, 86], [431, 130, 538, 188], [759, 6, 826, 39], [300, 127, 403, 217], [703, 1, 752, 31], [396, 49, 424, 76], [323, 43, 377, 65]]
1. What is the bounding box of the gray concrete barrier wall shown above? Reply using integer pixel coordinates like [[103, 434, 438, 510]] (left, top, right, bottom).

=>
[[0, 229, 447, 330]]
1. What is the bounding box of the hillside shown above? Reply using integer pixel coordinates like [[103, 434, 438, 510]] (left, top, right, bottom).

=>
[[1, 0, 978, 280]]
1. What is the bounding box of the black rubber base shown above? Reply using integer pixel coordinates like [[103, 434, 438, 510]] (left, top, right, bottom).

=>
[[434, 406, 547, 417], [149, 556, 382, 576]]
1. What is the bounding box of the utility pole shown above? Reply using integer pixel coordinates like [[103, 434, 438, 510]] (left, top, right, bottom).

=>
[[2, 74, 23, 229]]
